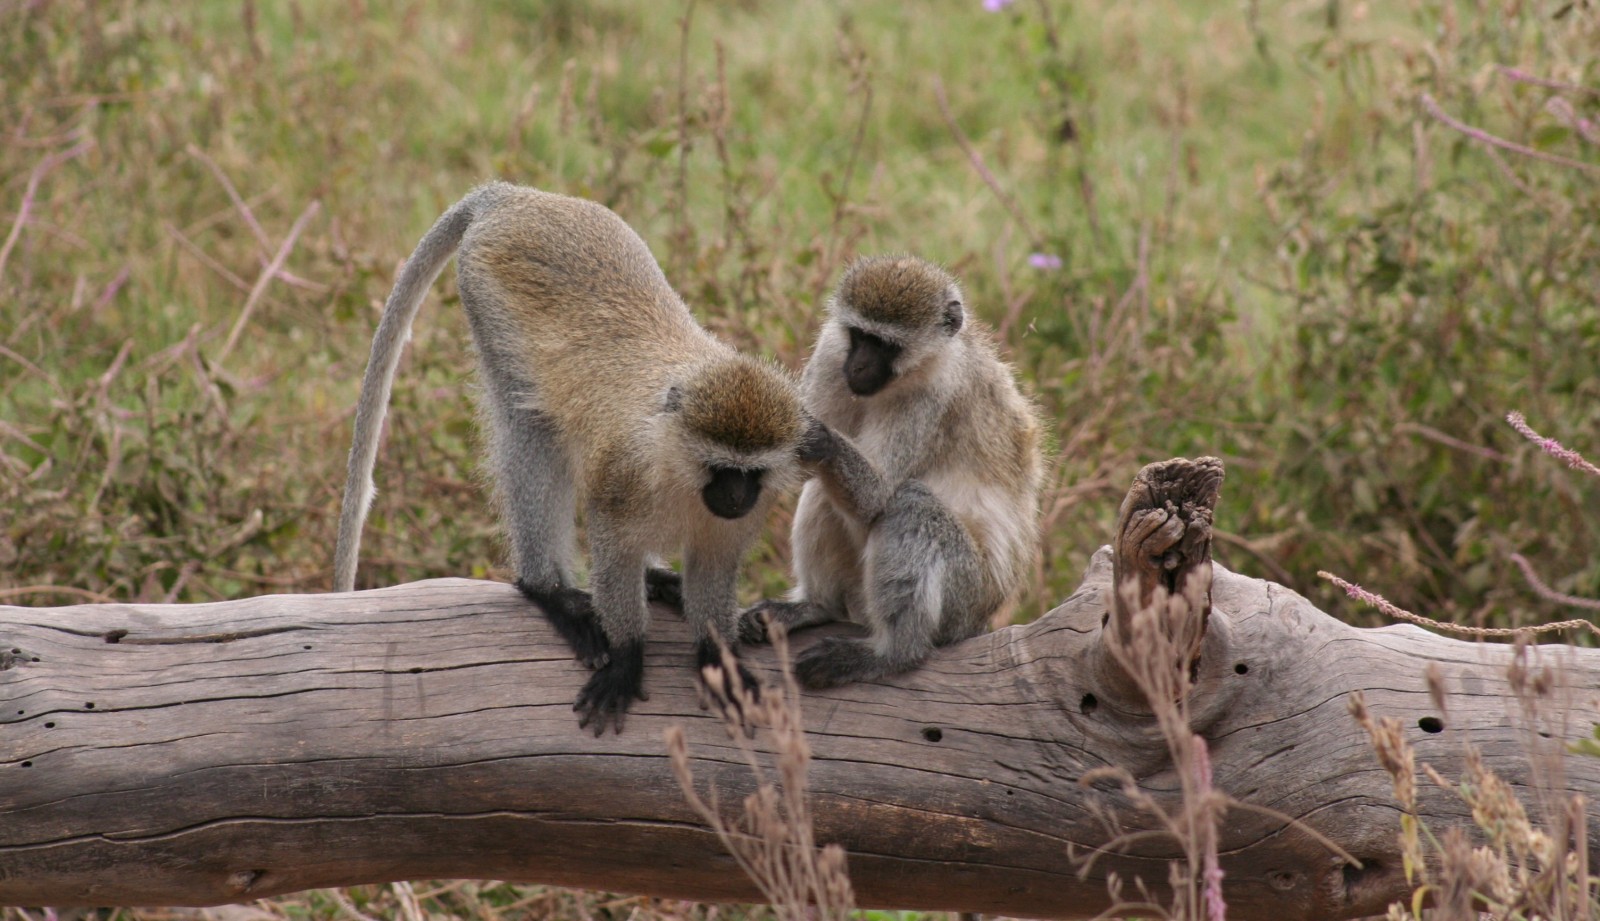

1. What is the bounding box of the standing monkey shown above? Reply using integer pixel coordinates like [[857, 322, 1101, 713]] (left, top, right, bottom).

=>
[[746, 255, 1044, 688], [333, 182, 808, 733]]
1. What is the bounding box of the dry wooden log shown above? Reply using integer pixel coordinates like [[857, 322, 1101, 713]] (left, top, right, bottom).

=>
[[3, 458, 1598, 919]]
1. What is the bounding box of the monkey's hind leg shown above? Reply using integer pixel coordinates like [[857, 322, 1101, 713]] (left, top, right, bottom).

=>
[[477, 361, 605, 668], [795, 481, 981, 690]]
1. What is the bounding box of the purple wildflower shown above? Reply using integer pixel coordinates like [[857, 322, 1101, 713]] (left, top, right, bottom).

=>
[[983, 0, 1015, 11], [1028, 252, 1062, 270]]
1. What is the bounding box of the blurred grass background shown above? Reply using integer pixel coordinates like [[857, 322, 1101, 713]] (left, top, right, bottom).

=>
[[1, 0, 1596, 915]]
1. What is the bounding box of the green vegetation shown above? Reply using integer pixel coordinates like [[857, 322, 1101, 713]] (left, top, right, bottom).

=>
[[2, 0, 1597, 915]]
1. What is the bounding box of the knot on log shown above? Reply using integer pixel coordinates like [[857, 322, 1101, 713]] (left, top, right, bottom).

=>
[[1102, 456, 1225, 708]]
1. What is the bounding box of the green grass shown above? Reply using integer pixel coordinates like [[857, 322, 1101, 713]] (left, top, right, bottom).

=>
[[3, 0, 1598, 914]]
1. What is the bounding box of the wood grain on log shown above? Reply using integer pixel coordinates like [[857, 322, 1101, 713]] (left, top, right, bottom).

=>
[[4, 557, 1598, 918]]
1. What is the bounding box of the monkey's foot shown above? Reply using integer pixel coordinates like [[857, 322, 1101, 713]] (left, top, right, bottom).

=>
[[574, 640, 647, 736], [644, 567, 683, 608], [794, 636, 890, 690], [736, 603, 778, 645], [694, 638, 762, 733], [736, 599, 821, 645], [516, 579, 610, 669]]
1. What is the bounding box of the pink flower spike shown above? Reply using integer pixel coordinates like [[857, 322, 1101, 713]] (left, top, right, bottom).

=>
[[1506, 411, 1600, 478], [983, 0, 1016, 12], [1028, 252, 1062, 270]]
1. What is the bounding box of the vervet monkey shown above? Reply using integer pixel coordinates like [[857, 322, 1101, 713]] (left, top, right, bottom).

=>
[[747, 255, 1044, 689], [333, 182, 808, 734]]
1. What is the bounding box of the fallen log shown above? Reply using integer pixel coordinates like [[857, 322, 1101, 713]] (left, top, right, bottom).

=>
[[2, 458, 1596, 919]]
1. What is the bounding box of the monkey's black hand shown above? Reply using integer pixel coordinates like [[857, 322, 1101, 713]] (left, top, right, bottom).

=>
[[644, 566, 683, 608], [574, 639, 647, 736], [517, 579, 611, 669], [737, 602, 779, 645], [794, 636, 883, 690], [694, 638, 762, 733], [797, 417, 839, 465]]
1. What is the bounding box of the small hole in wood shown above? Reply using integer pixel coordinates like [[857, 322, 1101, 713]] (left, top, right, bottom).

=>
[[921, 727, 943, 743], [1234, 662, 1249, 675], [30, 657, 39, 662], [303, 645, 312, 650], [84, 702, 95, 710], [9, 648, 17, 654], [409, 667, 422, 674], [1100, 612, 1109, 627], [1005, 789, 1014, 796], [20, 762, 32, 768], [1080, 693, 1098, 714], [44, 722, 54, 729], [104, 630, 127, 644], [1418, 717, 1444, 733], [1343, 859, 1383, 892]]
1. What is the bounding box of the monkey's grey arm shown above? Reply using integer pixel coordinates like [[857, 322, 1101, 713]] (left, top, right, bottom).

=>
[[805, 424, 894, 525]]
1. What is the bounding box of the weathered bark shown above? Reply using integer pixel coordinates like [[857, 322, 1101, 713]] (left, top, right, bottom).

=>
[[1103, 455, 1224, 705], [3, 459, 1598, 919]]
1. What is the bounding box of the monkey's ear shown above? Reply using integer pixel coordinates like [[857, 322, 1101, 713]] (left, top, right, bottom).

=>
[[942, 297, 964, 335], [662, 385, 684, 413]]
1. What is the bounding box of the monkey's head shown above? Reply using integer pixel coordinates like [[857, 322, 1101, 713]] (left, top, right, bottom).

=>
[[660, 357, 806, 521], [828, 255, 964, 397]]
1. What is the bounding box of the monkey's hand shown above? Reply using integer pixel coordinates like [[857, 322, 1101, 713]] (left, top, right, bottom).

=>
[[694, 638, 763, 734], [794, 636, 885, 690], [736, 602, 779, 645], [644, 566, 683, 608], [517, 579, 611, 669], [573, 640, 648, 736], [796, 416, 839, 466]]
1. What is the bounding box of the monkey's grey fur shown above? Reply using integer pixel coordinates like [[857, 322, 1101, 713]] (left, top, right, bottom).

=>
[[747, 255, 1044, 689], [333, 182, 808, 733]]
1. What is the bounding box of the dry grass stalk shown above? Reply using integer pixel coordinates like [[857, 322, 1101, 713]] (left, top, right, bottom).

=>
[[1082, 574, 1354, 920], [1077, 575, 1228, 921], [1351, 650, 1600, 920], [1419, 93, 1600, 177], [1506, 412, 1600, 483], [665, 627, 855, 921], [1320, 571, 1600, 641]]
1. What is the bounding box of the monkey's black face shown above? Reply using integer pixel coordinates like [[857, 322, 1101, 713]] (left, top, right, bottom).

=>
[[844, 327, 901, 397], [703, 466, 765, 519]]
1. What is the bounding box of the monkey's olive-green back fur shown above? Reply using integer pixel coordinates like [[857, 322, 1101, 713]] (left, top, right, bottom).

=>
[[459, 184, 800, 464]]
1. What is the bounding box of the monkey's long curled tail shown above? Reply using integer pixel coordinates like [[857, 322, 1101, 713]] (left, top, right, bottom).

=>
[[332, 183, 508, 592]]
